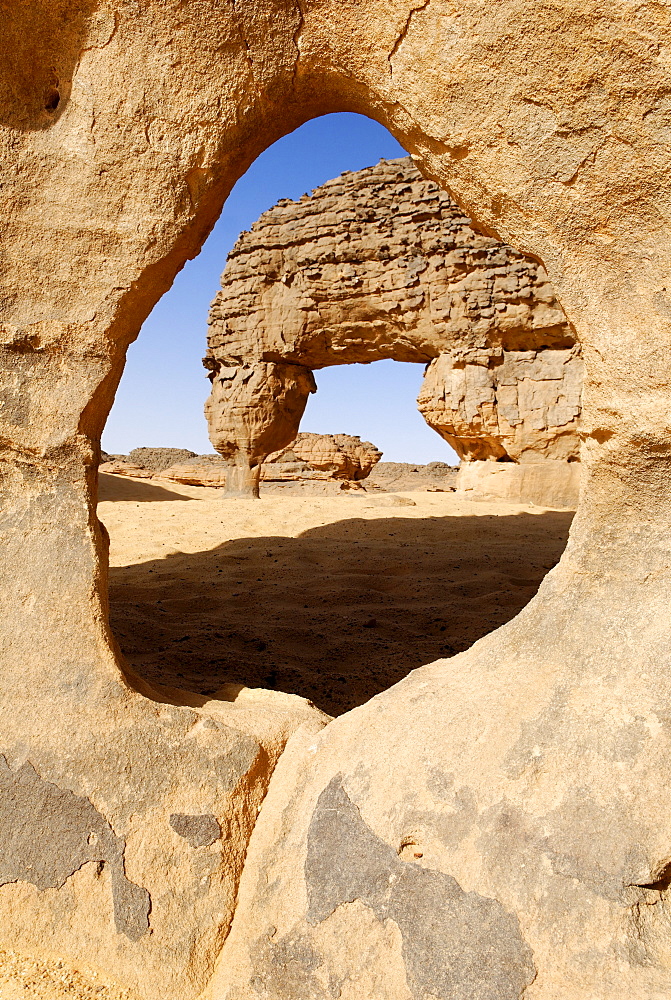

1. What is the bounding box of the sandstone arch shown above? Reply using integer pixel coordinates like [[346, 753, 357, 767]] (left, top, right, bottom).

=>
[[204, 157, 583, 500], [1, 4, 671, 999]]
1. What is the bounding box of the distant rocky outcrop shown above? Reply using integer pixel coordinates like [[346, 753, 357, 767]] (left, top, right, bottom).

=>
[[128, 447, 197, 472], [266, 433, 382, 481], [204, 157, 582, 498], [367, 461, 458, 493], [99, 459, 153, 478], [159, 459, 228, 487], [101, 435, 384, 491]]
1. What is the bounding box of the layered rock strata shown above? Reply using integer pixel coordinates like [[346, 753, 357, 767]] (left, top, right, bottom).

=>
[[204, 157, 582, 498]]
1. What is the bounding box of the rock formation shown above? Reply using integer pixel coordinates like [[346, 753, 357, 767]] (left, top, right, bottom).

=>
[[266, 432, 382, 481], [368, 461, 458, 492], [102, 433, 381, 489], [418, 345, 582, 462], [2, 4, 671, 999], [99, 459, 154, 479], [205, 361, 317, 495], [128, 447, 197, 472], [204, 158, 582, 500], [159, 459, 229, 487]]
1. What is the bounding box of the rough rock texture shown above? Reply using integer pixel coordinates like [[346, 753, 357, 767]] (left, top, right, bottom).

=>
[[3, 3, 671, 999], [266, 432, 382, 480], [99, 460, 154, 479], [457, 459, 580, 508], [114, 434, 381, 488], [205, 157, 581, 492], [128, 448, 197, 473], [368, 461, 458, 492], [419, 346, 583, 462], [205, 361, 317, 496], [159, 461, 229, 487]]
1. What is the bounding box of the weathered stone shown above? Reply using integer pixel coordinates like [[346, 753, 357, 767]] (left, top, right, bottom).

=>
[[99, 460, 154, 479], [128, 435, 381, 488], [0, 756, 150, 942], [204, 158, 581, 491], [205, 362, 317, 496], [2, 3, 671, 999], [266, 432, 382, 481], [368, 461, 458, 493], [418, 346, 583, 462], [457, 460, 581, 508], [169, 813, 221, 849], [159, 461, 229, 487], [129, 448, 197, 473], [304, 776, 536, 1000]]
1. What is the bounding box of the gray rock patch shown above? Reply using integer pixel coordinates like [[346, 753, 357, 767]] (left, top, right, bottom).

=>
[[213, 735, 261, 791], [305, 775, 535, 1000], [0, 756, 150, 940], [169, 813, 221, 848]]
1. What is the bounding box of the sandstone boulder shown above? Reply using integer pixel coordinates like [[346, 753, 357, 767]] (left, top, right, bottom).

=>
[[266, 432, 382, 481]]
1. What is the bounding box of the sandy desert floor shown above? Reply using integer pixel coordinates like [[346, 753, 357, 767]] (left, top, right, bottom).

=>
[[100, 473, 573, 717], [0, 476, 573, 998]]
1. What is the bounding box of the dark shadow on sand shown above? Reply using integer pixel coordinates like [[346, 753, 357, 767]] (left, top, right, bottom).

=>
[[109, 510, 573, 717], [98, 473, 196, 503]]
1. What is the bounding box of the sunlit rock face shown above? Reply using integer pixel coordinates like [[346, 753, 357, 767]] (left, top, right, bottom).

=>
[[2, 1, 671, 998], [265, 432, 382, 481], [204, 158, 582, 493]]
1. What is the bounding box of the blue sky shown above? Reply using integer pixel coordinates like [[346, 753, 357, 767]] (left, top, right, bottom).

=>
[[102, 113, 459, 465]]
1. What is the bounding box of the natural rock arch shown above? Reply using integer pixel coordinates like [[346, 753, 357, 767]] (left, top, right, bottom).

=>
[[1, 4, 670, 1000], [204, 157, 583, 500]]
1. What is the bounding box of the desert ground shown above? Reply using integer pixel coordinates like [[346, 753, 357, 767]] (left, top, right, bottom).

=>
[[99, 473, 573, 717]]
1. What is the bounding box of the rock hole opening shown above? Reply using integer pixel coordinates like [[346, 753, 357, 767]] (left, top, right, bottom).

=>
[[99, 112, 577, 718], [44, 85, 60, 112]]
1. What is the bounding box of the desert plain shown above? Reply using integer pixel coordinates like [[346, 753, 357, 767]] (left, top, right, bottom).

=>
[[99, 475, 573, 718]]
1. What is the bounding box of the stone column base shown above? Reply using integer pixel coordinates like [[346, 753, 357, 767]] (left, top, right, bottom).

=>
[[456, 460, 580, 508]]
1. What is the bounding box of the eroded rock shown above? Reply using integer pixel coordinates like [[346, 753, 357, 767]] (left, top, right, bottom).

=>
[[2, 3, 671, 998], [99, 460, 154, 479], [159, 460, 229, 487], [418, 346, 583, 462], [205, 362, 317, 496], [266, 432, 382, 481], [129, 448, 197, 473], [204, 158, 580, 495]]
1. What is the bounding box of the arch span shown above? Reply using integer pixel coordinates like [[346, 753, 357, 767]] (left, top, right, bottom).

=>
[[204, 156, 583, 501]]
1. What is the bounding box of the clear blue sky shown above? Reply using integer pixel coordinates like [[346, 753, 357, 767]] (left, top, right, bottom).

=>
[[102, 113, 459, 465]]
